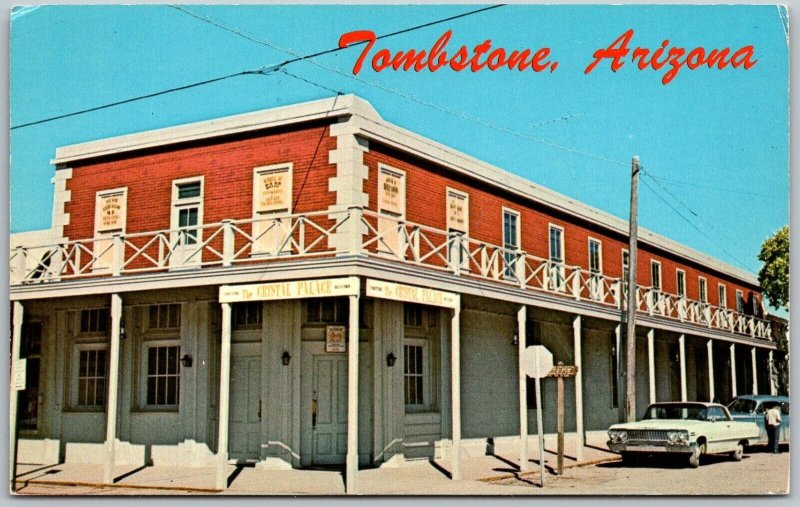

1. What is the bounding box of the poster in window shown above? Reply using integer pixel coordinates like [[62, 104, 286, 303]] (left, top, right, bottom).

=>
[[255, 168, 291, 213], [325, 325, 346, 353], [97, 192, 126, 232], [446, 190, 468, 233], [379, 168, 404, 216]]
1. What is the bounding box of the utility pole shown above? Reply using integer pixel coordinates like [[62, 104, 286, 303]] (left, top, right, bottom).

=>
[[625, 156, 640, 422]]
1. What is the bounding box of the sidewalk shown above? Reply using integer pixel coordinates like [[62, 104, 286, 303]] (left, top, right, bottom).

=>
[[14, 431, 618, 495]]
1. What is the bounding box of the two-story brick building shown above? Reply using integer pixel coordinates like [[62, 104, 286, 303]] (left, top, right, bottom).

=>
[[9, 95, 779, 492]]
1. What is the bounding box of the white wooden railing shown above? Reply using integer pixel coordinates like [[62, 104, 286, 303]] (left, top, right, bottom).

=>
[[10, 207, 771, 341]]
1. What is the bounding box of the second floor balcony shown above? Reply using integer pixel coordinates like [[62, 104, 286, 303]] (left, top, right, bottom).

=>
[[9, 207, 772, 342]]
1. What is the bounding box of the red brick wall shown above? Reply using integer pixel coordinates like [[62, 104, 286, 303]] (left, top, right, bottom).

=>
[[363, 142, 762, 311], [64, 122, 337, 240]]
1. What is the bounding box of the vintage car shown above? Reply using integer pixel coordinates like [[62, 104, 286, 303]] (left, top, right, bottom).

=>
[[607, 402, 760, 468], [728, 395, 790, 446]]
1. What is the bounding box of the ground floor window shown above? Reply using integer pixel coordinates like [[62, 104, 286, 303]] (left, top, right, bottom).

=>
[[76, 347, 108, 407], [404, 340, 429, 410], [19, 321, 42, 429], [144, 343, 181, 407]]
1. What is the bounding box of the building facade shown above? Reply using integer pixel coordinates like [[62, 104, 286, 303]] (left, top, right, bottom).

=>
[[9, 95, 779, 491]]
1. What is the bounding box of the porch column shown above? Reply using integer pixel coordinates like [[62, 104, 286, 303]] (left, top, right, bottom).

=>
[[103, 294, 123, 484], [769, 350, 777, 396], [346, 294, 360, 493], [573, 315, 584, 461], [451, 305, 462, 481], [517, 305, 528, 471], [9, 301, 23, 490], [730, 344, 738, 398], [647, 329, 656, 404], [215, 303, 232, 490], [678, 334, 687, 402], [751, 347, 758, 395], [615, 324, 622, 414], [707, 340, 715, 402]]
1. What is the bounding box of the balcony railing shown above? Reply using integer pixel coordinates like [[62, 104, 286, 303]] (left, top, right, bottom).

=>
[[10, 207, 771, 341]]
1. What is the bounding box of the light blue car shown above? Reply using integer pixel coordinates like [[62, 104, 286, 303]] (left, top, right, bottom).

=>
[[727, 395, 790, 446]]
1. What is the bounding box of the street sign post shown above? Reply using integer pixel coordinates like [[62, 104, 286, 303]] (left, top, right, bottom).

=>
[[546, 362, 579, 476], [522, 345, 553, 487]]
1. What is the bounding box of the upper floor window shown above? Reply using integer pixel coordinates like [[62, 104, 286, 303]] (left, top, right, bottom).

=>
[[502, 208, 520, 279], [676, 269, 686, 298], [377, 165, 407, 256], [446, 188, 469, 269], [698, 277, 708, 304], [93, 188, 128, 271], [148, 304, 181, 330], [622, 250, 630, 284], [171, 177, 204, 267], [718, 284, 727, 308], [80, 308, 109, 334], [252, 164, 293, 254], [650, 260, 662, 291], [549, 224, 566, 288], [736, 290, 745, 313], [588, 238, 602, 274]]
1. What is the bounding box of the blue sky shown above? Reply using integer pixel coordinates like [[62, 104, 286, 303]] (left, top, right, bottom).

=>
[[10, 4, 788, 282]]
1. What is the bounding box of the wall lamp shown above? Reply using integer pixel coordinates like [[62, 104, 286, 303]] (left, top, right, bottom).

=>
[[282, 351, 292, 366], [386, 353, 397, 367], [180, 354, 193, 368], [512, 334, 519, 347]]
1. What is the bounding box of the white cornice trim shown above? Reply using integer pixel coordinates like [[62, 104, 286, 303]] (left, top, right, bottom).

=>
[[51, 94, 380, 166], [49, 94, 757, 285]]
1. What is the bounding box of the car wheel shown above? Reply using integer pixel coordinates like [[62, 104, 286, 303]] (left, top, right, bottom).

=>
[[688, 443, 705, 468], [729, 443, 744, 461]]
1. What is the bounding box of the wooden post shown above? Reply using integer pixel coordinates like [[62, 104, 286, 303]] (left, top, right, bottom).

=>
[[679, 334, 687, 402], [751, 347, 758, 395], [557, 376, 564, 475], [545, 363, 579, 477], [534, 371, 544, 486], [517, 305, 528, 471], [572, 316, 584, 461], [215, 303, 232, 490], [103, 294, 123, 484], [707, 340, 715, 402], [625, 156, 640, 422], [451, 306, 462, 481], [346, 294, 360, 493], [730, 344, 738, 398], [9, 302, 23, 491], [647, 329, 656, 404]]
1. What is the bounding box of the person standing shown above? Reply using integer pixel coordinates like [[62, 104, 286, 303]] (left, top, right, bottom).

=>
[[765, 403, 782, 454]]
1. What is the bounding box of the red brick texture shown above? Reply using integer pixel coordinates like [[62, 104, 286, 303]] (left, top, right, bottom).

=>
[[362, 142, 762, 312]]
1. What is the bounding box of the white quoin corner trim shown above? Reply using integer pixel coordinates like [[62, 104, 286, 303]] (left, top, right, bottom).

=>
[[328, 116, 370, 253]]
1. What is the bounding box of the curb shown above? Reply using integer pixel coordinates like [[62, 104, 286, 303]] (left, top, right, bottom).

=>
[[14, 478, 221, 494]]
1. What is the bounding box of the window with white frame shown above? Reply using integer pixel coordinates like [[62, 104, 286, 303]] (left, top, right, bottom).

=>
[[698, 277, 708, 304], [588, 238, 602, 274], [252, 164, 293, 254], [170, 178, 204, 267], [75, 345, 108, 408], [306, 298, 347, 324], [676, 269, 686, 298], [736, 290, 744, 313], [549, 224, 565, 289], [650, 260, 662, 291], [144, 343, 181, 407], [377, 165, 406, 257], [718, 284, 727, 308], [404, 303, 424, 328], [502, 208, 520, 279], [446, 188, 469, 270], [404, 340, 429, 409], [93, 188, 128, 271]]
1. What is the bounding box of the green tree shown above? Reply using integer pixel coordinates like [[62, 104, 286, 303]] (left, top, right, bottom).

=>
[[758, 226, 789, 394]]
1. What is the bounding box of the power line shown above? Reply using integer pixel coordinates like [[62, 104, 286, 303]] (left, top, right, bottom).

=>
[[174, 6, 629, 168], [11, 4, 503, 130], [640, 171, 757, 272], [645, 172, 782, 201], [171, 4, 506, 69], [10, 67, 277, 130]]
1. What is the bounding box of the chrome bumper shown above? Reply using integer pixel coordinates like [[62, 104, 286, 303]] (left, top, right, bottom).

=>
[[607, 441, 696, 454]]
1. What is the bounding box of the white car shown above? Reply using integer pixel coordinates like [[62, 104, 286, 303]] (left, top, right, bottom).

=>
[[607, 402, 760, 468]]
